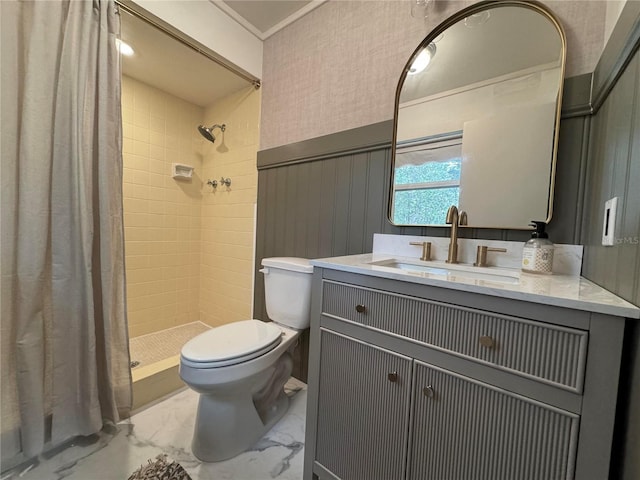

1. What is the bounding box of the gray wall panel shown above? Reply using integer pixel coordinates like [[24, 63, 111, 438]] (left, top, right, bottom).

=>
[[553, 115, 590, 245], [284, 167, 298, 255], [306, 161, 324, 256], [581, 43, 640, 480], [581, 49, 640, 305], [591, 1, 640, 112], [363, 149, 389, 251], [274, 166, 287, 255], [332, 158, 352, 255], [254, 118, 589, 319], [254, 85, 592, 382], [347, 153, 368, 255], [256, 7, 640, 476]]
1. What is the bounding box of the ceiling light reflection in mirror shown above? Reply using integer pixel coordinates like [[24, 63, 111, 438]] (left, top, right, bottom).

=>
[[409, 43, 436, 75]]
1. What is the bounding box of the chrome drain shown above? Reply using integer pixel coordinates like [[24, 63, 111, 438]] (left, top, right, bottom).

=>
[[130, 360, 140, 368]]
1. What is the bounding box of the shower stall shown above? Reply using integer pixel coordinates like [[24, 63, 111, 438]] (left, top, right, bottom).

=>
[[118, 5, 261, 410], [1, 0, 262, 471]]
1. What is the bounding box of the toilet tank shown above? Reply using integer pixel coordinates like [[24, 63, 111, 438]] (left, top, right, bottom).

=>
[[260, 257, 313, 330]]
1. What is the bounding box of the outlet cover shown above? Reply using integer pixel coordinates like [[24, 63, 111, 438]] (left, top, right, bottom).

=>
[[602, 197, 618, 246]]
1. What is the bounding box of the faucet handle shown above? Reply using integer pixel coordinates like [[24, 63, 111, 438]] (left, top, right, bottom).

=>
[[410, 241, 432, 261], [474, 246, 507, 267]]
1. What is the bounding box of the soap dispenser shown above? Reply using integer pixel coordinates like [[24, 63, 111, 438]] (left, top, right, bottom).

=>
[[521, 221, 554, 274]]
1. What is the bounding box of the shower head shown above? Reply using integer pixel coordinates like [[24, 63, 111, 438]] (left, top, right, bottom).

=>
[[198, 123, 226, 143]]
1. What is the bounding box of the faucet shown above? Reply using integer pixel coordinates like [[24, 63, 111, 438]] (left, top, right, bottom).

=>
[[445, 205, 461, 264], [473, 245, 507, 267], [409, 241, 432, 261]]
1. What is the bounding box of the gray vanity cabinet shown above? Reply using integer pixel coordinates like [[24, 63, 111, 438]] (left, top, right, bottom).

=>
[[304, 268, 626, 480], [407, 361, 578, 480], [315, 330, 412, 480]]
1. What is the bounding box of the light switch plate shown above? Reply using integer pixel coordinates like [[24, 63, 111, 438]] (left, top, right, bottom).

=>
[[602, 197, 618, 246]]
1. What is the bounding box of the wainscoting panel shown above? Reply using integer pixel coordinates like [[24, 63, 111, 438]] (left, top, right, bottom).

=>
[[254, 115, 590, 381], [254, 149, 394, 341], [581, 50, 640, 306], [578, 8, 640, 478], [254, 75, 598, 383], [255, 148, 398, 380], [254, 7, 640, 475]]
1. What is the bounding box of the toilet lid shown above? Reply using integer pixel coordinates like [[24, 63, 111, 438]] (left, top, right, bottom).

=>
[[181, 320, 282, 364]]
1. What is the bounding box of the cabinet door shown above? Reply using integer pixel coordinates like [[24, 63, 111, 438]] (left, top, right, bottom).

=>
[[315, 329, 412, 480], [408, 361, 579, 480]]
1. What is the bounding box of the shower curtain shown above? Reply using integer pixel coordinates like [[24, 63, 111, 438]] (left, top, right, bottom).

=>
[[1, 0, 132, 464]]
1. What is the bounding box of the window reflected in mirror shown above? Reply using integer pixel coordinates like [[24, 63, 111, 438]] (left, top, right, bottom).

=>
[[392, 137, 461, 224]]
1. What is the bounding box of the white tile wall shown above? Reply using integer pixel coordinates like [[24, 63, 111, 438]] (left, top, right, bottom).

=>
[[122, 76, 204, 337], [122, 79, 260, 336], [199, 87, 261, 327]]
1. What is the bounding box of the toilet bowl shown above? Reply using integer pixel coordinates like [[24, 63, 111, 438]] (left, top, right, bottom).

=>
[[179, 257, 313, 462]]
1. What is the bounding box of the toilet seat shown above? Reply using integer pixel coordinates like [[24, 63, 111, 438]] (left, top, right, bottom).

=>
[[181, 320, 283, 369]]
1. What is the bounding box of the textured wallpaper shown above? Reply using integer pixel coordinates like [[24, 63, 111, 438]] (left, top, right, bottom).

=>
[[260, 0, 606, 150]]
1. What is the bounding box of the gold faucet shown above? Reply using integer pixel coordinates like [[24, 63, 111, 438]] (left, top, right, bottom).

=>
[[445, 205, 462, 264], [473, 245, 507, 267], [410, 241, 432, 261]]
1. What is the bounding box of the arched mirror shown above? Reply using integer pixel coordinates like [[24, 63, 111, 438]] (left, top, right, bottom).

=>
[[389, 0, 566, 228]]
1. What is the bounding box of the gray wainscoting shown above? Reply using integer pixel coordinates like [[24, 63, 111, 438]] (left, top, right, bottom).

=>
[[254, 146, 395, 380], [253, 2, 640, 475], [581, 40, 640, 307], [580, 3, 640, 479], [254, 77, 593, 381]]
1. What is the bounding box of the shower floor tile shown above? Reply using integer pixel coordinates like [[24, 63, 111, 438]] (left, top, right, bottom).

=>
[[7, 378, 307, 480], [129, 321, 211, 369]]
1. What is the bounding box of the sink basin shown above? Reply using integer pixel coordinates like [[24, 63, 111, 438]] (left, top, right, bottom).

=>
[[368, 258, 521, 285]]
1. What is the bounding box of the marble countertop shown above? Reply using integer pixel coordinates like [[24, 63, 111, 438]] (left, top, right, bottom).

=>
[[311, 253, 640, 319]]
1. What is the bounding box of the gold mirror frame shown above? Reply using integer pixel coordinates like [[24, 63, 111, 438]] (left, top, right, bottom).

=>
[[388, 0, 566, 229]]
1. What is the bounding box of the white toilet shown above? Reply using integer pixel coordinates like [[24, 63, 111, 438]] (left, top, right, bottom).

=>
[[179, 257, 313, 462]]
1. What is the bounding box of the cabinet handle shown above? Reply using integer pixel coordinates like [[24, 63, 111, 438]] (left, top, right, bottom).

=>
[[423, 385, 435, 398], [388, 371, 398, 382], [355, 304, 366, 313], [479, 335, 495, 348]]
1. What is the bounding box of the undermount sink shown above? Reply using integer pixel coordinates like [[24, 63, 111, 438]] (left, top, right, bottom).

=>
[[368, 258, 521, 285]]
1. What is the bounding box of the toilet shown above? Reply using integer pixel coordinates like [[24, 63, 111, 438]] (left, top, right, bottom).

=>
[[179, 257, 313, 462]]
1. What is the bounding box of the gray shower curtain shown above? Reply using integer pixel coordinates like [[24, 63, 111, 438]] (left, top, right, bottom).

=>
[[1, 0, 132, 464]]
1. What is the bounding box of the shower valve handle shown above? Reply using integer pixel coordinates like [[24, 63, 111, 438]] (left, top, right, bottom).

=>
[[207, 179, 218, 188], [220, 177, 231, 187]]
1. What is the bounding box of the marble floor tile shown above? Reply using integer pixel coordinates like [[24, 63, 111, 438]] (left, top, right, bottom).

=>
[[5, 379, 307, 480]]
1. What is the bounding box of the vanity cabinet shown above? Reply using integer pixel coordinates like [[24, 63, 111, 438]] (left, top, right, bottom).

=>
[[407, 361, 577, 480], [316, 330, 411, 480], [304, 268, 627, 480]]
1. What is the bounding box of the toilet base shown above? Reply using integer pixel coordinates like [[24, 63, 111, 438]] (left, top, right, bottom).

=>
[[191, 353, 293, 462]]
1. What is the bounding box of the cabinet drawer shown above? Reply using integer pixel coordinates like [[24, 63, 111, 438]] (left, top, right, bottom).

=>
[[322, 280, 588, 392]]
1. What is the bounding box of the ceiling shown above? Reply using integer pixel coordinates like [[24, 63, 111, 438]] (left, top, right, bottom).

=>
[[216, 0, 325, 40], [119, 10, 250, 107], [119, 1, 326, 107]]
